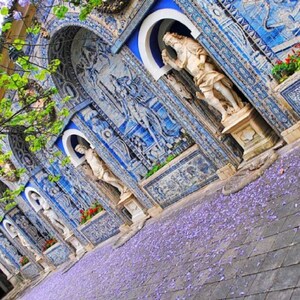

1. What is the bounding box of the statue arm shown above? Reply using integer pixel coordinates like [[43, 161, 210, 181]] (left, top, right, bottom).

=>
[[162, 49, 183, 71], [196, 46, 208, 69]]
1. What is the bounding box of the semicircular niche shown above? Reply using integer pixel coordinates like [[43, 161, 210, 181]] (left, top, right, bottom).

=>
[[49, 26, 194, 180], [8, 129, 38, 172]]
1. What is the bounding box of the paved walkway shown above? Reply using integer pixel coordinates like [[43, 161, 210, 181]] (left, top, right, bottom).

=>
[[19, 146, 300, 300]]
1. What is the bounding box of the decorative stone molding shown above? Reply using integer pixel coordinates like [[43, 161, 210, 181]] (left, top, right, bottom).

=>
[[96, 0, 131, 14], [117, 196, 146, 223]]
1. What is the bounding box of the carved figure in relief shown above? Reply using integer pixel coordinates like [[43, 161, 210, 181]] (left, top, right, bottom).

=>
[[75, 144, 132, 200], [162, 32, 243, 121], [31, 192, 71, 237], [0, 252, 14, 268], [111, 75, 177, 150], [165, 74, 193, 100]]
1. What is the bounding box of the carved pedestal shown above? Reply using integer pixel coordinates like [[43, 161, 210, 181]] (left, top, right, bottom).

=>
[[281, 121, 300, 144], [222, 104, 278, 161], [8, 273, 24, 286], [118, 196, 147, 223], [65, 234, 85, 257], [36, 257, 52, 273]]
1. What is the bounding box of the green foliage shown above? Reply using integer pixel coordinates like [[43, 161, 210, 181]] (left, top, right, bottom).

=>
[[0, 7, 9, 16], [13, 39, 26, 51], [53, 0, 103, 21], [5, 201, 17, 211], [0, 33, 69, 209], [2, 22, 12, 32], [26, 24, 41, 35], [145, 155, 177, 179], [61, 156, 71, 167], [0, 186, 25, 205], [48, 174, 61, 183], [53, 5, 68, 19]]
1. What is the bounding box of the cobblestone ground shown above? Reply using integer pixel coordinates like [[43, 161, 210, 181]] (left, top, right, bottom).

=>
[[19, 147, 300, 300]]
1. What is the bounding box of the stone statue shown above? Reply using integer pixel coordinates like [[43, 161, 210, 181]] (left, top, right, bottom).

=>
[[9, 225, 41, 260], [162, 32, 243, 121], [0, 252, 14, 269], [31, 192, 71, 237], [75, 144, 132, 200]]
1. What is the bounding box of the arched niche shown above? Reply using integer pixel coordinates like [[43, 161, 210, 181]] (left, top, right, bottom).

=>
[[49, 26, 193, 178], [138, 8, 200, 80], [2, 220, 17, 239], [62, 129, 93, 167], [8, 129, 38, 172], [24, 187, 43, 213]]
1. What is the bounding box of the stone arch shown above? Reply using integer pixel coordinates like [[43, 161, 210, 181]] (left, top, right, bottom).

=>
[[49, 25, 193, 182], [138, 8, 200, 80], [8, 130, 38, 172]]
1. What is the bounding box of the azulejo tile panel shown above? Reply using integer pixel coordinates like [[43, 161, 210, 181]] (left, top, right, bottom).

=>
[[280, 80, 300, 117], [142, 146, 218, 208], [79, 212, 120, 246], [20, 263, 40, 280], [44, 243, 70, 267]]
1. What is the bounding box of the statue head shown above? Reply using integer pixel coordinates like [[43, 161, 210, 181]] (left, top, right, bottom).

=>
[[163, 32, 184, 47], [30, 191, 40, 201], [75, 144, 88, 155]]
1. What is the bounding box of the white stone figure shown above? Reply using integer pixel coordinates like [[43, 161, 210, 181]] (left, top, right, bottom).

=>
[[75, 144, 132, 200], [165, 74, 193, 100], [9, 225, 41, 261], [31, 192, 71, 237], [0, 252, 14, 269], [162, 32, 243, 121]]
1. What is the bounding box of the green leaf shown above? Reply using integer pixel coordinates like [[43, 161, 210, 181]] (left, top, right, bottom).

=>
[[2, 22, 12, 32], [53, 5, 68, 19], [26, 24, 41, 35], [13, 39, 26, 51], [0, 7, 9, 16], [48, 174, 61, 182]]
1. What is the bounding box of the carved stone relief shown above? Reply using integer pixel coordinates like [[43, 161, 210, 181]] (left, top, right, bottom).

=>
[[70, 28, 193, 171]]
